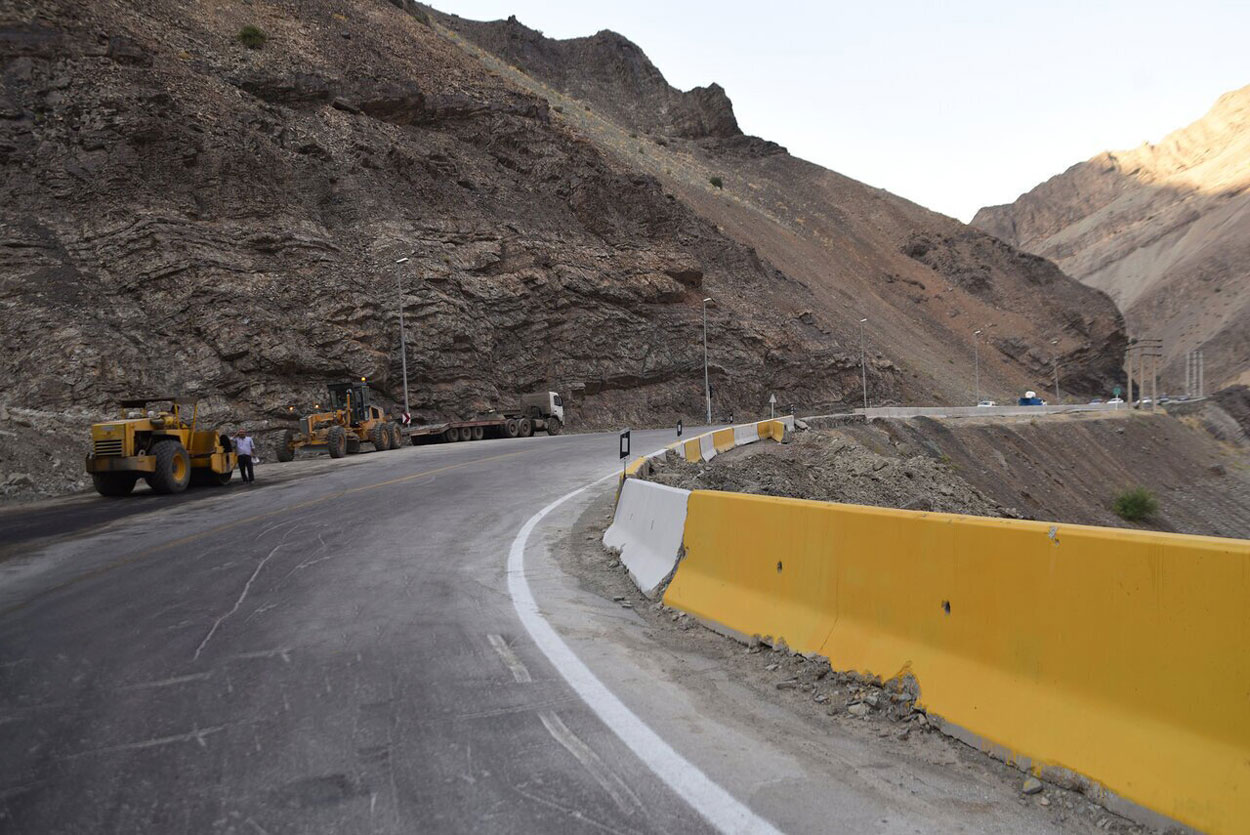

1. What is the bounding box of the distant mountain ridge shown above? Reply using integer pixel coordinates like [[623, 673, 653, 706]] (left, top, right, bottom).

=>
[[974, 85, 1250, 390]]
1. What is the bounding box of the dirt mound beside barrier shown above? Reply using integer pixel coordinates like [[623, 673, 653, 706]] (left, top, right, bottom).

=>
[[648, 431, 1011, 518]]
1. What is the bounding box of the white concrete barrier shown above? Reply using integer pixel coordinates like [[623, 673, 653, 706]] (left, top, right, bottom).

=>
[[603, 479, 691, 597], [733, 424, 760, 446], [699, 433, 717, 461]]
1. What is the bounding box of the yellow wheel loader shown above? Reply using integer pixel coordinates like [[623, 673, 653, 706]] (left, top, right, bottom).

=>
[[276, 381, 400, 462], [85, 397, 237, 497]]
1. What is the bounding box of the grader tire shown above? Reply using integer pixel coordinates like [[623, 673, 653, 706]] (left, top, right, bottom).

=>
[[371, 423, 390, 451], [147, 440, 191, 494], [518, 418, 533, 437], [546, 417, 563, 436], [327, 426, 348, 459], [92, 472, 138, 497], [276, 429, 296, 462], [213, 468, 233, 486], [389, 423, 402, 449], [504, 419, 519, 438]]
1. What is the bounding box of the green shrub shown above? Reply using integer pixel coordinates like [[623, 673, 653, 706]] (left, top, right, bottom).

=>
[[238, 25, 267, 49], [1113, 486, 1158, 522], [709, 176, 724, 189]]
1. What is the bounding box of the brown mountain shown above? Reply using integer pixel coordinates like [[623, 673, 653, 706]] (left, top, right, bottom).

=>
[[974, 85, 1250, 392], [0, 0, 1123, 492], [435, 10, 1125, 404]]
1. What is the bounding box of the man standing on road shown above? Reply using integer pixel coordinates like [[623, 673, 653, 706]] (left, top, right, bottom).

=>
[[235, 429, 255, 484]]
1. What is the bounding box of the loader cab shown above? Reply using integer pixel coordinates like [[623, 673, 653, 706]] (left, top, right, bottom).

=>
[[327, 382, 371, 426]]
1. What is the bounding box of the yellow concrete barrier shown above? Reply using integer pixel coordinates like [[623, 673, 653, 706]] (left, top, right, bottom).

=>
[[665, 490, 1250, 833]]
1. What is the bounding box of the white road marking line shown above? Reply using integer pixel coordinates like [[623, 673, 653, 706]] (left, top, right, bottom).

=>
[[64, 724, 226, 759], [539, 710, 644, 817], [122, 671, 213, 690], [507, 470, 783, 835], [487, 633, 533, 683]]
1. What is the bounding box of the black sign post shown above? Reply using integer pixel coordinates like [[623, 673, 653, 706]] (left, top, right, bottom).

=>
[[676, 420, 683, 438], [619, 429, 631, 479]]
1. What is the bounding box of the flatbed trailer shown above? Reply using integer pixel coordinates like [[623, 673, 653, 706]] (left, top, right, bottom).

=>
[[404, 412, 558, 445]]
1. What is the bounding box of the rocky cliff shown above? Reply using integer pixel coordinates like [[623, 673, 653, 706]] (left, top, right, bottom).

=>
[[0, 0, 1125, 498], [436, 9, 1126, 406], [974, 85, 1250, 391]]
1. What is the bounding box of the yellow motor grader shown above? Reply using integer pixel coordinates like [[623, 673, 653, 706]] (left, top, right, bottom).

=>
[[275, 381, 402, 461], [85, 397, 237, 497]]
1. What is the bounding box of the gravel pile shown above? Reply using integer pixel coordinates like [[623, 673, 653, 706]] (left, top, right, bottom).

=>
[[647, 430, 1015, 518]]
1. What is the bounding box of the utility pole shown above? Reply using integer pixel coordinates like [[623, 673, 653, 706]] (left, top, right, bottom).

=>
[[395, 256, 412, 414], [973, 329, 982, 405], [1054, 362, 1060, 405], [859, 318, 869, 411], [702, 297, 713, 425]]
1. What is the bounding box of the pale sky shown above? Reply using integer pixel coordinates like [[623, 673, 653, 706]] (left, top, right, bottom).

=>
[[439, 1, 1248, 221]]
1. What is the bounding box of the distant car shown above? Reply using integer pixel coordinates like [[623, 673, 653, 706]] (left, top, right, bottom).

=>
[[976, 400, 997, 407], [1089, 398, 1103, 404], [1107, 397, 1125, 405]]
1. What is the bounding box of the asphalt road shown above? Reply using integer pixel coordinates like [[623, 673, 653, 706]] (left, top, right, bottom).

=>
[[0, 427, 1095, 834]]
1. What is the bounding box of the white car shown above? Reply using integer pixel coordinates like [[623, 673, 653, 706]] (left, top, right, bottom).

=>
[[1107, 397, 1125, 405], [976, 400, 997, 407]]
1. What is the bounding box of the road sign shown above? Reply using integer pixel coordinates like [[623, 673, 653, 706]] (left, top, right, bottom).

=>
[[769, 393, 777, 419], [1113, 385, 1122, 397], [619, 430, 630, 460], [676, 420, 683, 437]]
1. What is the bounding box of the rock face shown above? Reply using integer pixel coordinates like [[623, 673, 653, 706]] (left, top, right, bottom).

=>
[[0, 0, 844, 443], [0, 0, 1125, 500], [437, 10, 1126, 406], [974, 85, 1250, 391]]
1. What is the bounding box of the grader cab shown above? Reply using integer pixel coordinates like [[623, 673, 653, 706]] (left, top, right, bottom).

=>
[[85, 397, 237, 497], [275, 381, 402, 461]]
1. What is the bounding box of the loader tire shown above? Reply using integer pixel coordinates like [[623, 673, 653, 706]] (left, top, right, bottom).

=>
[[389, 423, 402, 449], [92, 472, 138, 497], [546, 417, 563, 436], [371, 423, 390, 451], [327, 426, 348, 459], [517, 418, 533, 437], [147, 440, 191, 494], [504, 419, 519, 438], [276, 430, 295, 463]]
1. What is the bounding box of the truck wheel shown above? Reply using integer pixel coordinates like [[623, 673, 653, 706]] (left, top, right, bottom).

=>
[[371, 423, 390, 451], [518, 418, 533, 437], [442, 428, 456, 443], [505, 419, 519, 438], [327, 426, 348, 458], [276, 429, 295, 462], [456, 426, 470, 441], [148, 440, 191, 494], [389, 423, 402, 449], [92, 472, 138, 497], [546, 417, 563, 436], [471, 425, 484, 441]]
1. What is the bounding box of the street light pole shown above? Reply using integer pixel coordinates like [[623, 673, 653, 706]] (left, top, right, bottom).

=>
[[973, 328, 982, 405], [702, 297, 713, 425], [859, 317, 868, 411], [395, 256, 411, 414]]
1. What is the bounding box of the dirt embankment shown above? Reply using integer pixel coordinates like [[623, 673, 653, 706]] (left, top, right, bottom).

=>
[[649, 431, 1013, 518], [651, 409, 1250, 539]]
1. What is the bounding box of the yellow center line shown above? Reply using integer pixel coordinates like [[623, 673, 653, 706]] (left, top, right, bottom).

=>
[[1, 447, 534, 620]]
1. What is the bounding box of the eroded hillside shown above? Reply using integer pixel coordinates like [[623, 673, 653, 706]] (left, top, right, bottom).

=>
[[974, 85, 1250, 391], [436, 10, 1127, 404]]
